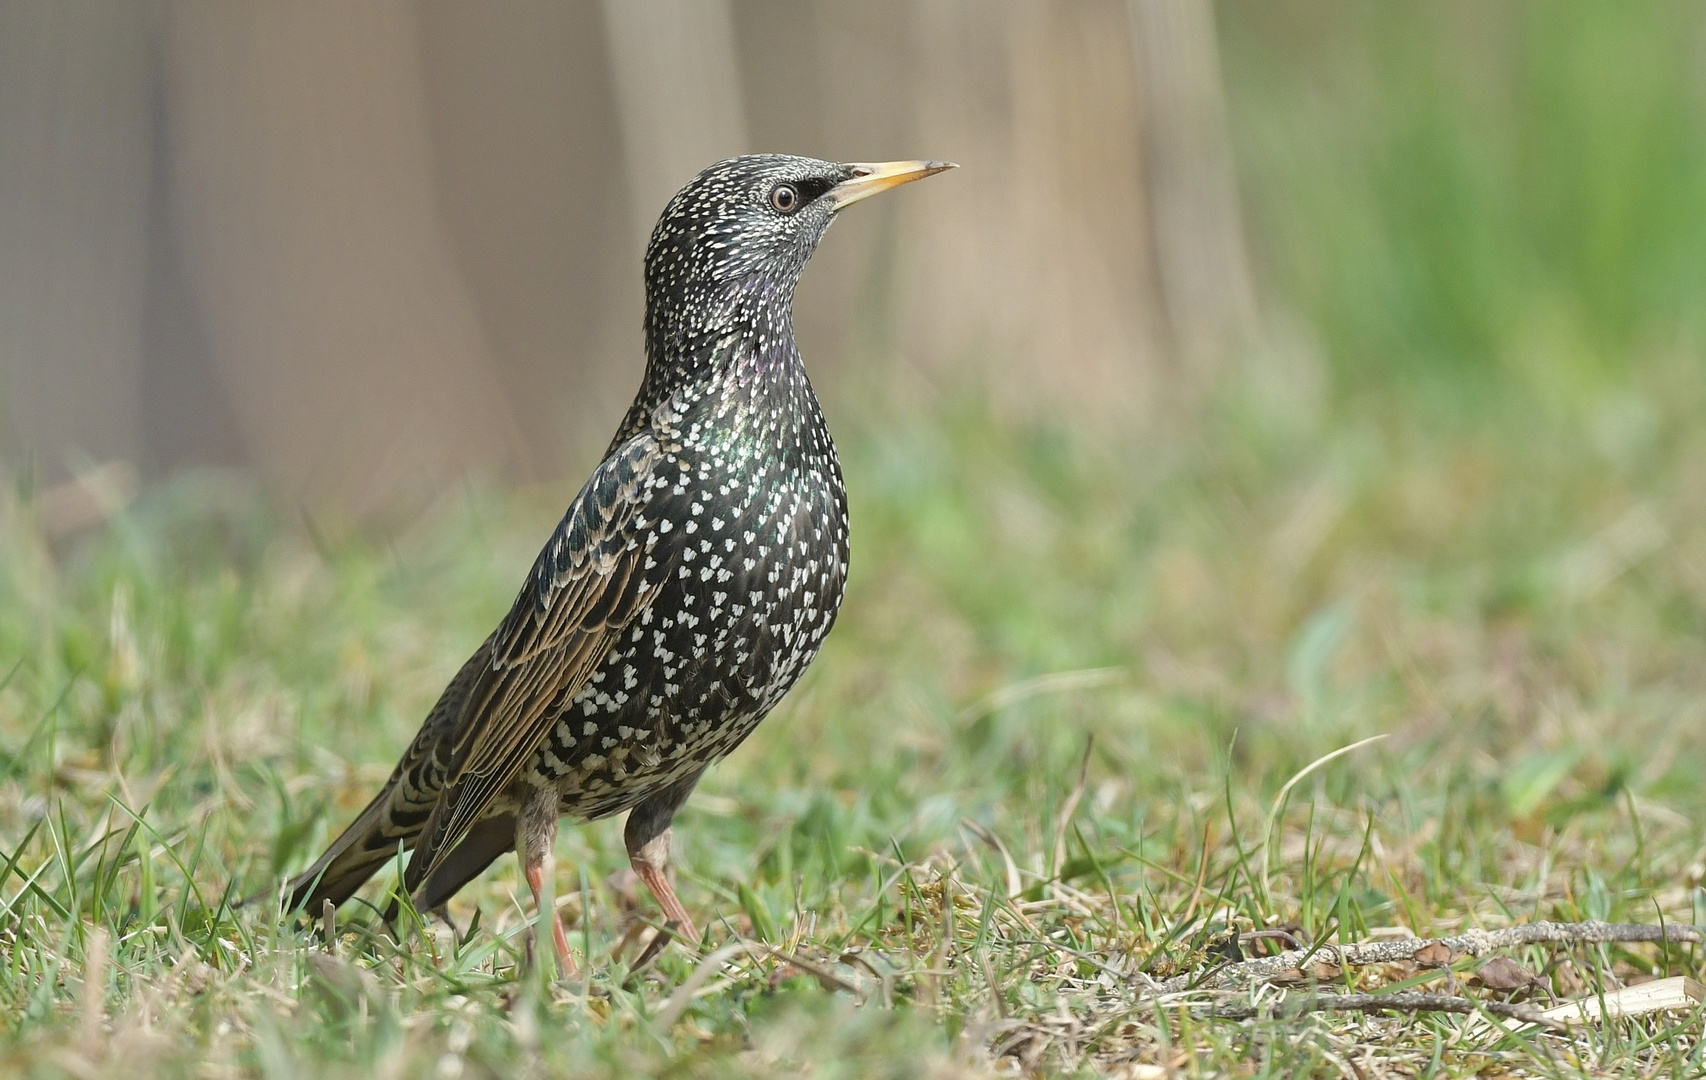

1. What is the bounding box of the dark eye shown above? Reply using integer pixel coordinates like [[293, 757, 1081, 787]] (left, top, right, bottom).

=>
[[769, 183, 800, 213]]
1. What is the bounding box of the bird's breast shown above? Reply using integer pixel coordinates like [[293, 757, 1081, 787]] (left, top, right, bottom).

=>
[[527, 407, 849, 819]]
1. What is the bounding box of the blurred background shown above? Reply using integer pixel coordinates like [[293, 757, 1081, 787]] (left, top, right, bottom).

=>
[[7, 1, 1706, 510], [2, 0, 1212, 515], [0, 2, 1498, 506]]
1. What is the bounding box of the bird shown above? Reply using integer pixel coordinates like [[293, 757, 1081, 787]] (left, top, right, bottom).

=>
[[271, 155, 955, 973]]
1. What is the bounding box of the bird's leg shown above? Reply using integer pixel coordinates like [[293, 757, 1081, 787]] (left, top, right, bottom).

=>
[[522, 860, 577, 977], [517, 786, 577, 979], [431, 904, 462, 943], [624, 774, 704, 947], [629, 827, 698, 942]]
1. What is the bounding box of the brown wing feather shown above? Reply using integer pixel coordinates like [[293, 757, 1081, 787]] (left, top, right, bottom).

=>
[[405, 434, 672, 890]]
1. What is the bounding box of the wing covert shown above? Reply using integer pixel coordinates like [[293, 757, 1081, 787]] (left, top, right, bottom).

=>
[[408, 434, 675, 884]]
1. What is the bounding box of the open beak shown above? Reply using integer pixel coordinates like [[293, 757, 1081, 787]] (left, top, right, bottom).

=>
[[827, 160, 957, 210]]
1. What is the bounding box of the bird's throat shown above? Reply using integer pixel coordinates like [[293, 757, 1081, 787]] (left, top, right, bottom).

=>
[[643, 276, 804, 395]]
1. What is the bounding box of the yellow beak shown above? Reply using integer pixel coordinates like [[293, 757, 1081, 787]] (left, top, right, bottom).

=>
[[827, 160, 957, 210]]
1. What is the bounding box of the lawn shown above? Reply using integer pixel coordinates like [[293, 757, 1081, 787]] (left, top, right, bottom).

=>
[[2, 365, 1704, 1077]]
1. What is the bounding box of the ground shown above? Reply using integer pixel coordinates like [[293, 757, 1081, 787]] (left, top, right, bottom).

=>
[[1, 377, 1704, 1078]]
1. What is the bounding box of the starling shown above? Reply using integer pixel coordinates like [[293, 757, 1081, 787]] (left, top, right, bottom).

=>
[[276, 155, 954, 971]]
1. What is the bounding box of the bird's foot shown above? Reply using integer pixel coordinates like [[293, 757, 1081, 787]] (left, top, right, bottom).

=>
[[631, 858, 700, 947]]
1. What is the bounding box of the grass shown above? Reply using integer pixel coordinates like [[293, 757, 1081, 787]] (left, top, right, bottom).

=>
[[1, 362, 1705, 1078], [1222, 1, 1706, 410]]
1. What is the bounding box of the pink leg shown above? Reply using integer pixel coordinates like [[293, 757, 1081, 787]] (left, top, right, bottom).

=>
[[517, 787, 577, 978], [629, 826, 700, 944], [523, 857, 578, 978]]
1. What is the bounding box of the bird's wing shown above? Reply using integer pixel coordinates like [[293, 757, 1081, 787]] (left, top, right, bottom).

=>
[[406, 433, 675, 888]]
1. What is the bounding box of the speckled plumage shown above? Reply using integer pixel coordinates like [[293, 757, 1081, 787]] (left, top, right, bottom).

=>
[[277, 156, 951, 946]]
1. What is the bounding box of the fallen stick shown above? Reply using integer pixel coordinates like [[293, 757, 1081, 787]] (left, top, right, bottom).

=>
[[1153, 920, 1706, 994], [1538, 976, 1705, 1024], [1199, 990, 1569, 1032]]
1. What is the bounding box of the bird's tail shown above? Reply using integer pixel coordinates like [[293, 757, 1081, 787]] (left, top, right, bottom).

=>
[[272, 778, 423, 914], [245, 644, 488, 916]]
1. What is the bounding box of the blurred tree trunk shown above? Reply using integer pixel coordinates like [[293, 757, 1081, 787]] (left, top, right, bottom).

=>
[[0, 0, 153, 482], [417, 0, 636, 472], [598, 0, 750, 260], [1128, 0, 1256, 382], [139, 68, 245, 477], [901, 0, 1164, 421], [160, 0, 522, 513]]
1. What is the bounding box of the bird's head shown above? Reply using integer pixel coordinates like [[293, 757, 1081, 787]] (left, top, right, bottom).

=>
[[643, 155, 954, 349]]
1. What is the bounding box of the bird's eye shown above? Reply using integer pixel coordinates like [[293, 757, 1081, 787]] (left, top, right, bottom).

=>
[[769, 183, 800, 213]]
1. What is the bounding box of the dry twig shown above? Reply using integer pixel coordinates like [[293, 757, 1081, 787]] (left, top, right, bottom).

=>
[[1153, 920, 1706, 994], [1200, 991, 1568, 1032]]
